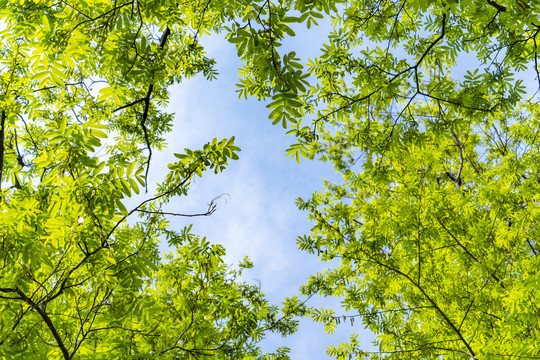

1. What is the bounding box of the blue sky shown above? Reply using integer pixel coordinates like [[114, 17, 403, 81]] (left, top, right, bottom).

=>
[[4, 5, 538, 358], [0, 12, 378, 357], [127, 13, 539, 357], [143, 28, 379, 358]]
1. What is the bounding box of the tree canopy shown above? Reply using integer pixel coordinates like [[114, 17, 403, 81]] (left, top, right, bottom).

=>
[[292, 0, 540, 359], [2, 0, 540, 358], [0, 0, 318, 358]]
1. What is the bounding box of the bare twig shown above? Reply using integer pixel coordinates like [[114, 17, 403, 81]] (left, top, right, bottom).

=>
[[136, 208, 215, 217], [105, 164, 199, 242], [136, 193, 229, 217]]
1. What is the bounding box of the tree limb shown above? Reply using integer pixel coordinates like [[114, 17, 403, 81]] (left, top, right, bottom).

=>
[[135, 194, 228, 217], [9, 287, 70, 360], [113, 26, 171, 192], [487, 0, 507, 12]]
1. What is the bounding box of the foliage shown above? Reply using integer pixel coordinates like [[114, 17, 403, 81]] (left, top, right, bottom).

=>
[[291, 0, 540, 359], [0, 0, 315, 358], [6, 0, 538, 358]]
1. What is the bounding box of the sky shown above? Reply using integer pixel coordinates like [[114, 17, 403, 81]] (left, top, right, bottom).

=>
[[140, 25, 379, 358], [3, 4, 539, 359], [0, 12, 377, 358], [115, 14, 538, 358]]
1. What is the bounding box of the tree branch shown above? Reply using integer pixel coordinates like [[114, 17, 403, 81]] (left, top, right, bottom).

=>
[[487, 0, 507, 12], [113, 97, 145, 112], [136, 208, 215, 217], [11, 288, 70, 360], [316, 13, 449, 127], [113, 26, 171, 192], [135, 193, 228, 217], [316, 217, 477, 358], [436, 217, 505, 288], [105, 164, 199, 242]]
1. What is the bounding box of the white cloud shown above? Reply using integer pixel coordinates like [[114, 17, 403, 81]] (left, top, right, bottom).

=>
[[134, 28, 378, 358]]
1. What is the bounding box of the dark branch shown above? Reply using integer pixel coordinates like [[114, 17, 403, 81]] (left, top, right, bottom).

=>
[[135, 194, 228, 217], [113, 97, 145, 112], [0, 287, 23, 300], [136, 208, 215, 217], [105, 164, 199, 242], [8, 287, 70, 360], [45, 164, 199, 310], [114, 26, 171, 192], [315, 13, 449, 126], [315, 216, 477, 358], [487, 0, 507, 12]]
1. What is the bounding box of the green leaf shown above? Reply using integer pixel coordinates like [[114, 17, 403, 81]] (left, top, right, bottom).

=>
[[115, 198, 128, 216], [127, 177, 140, 194]]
